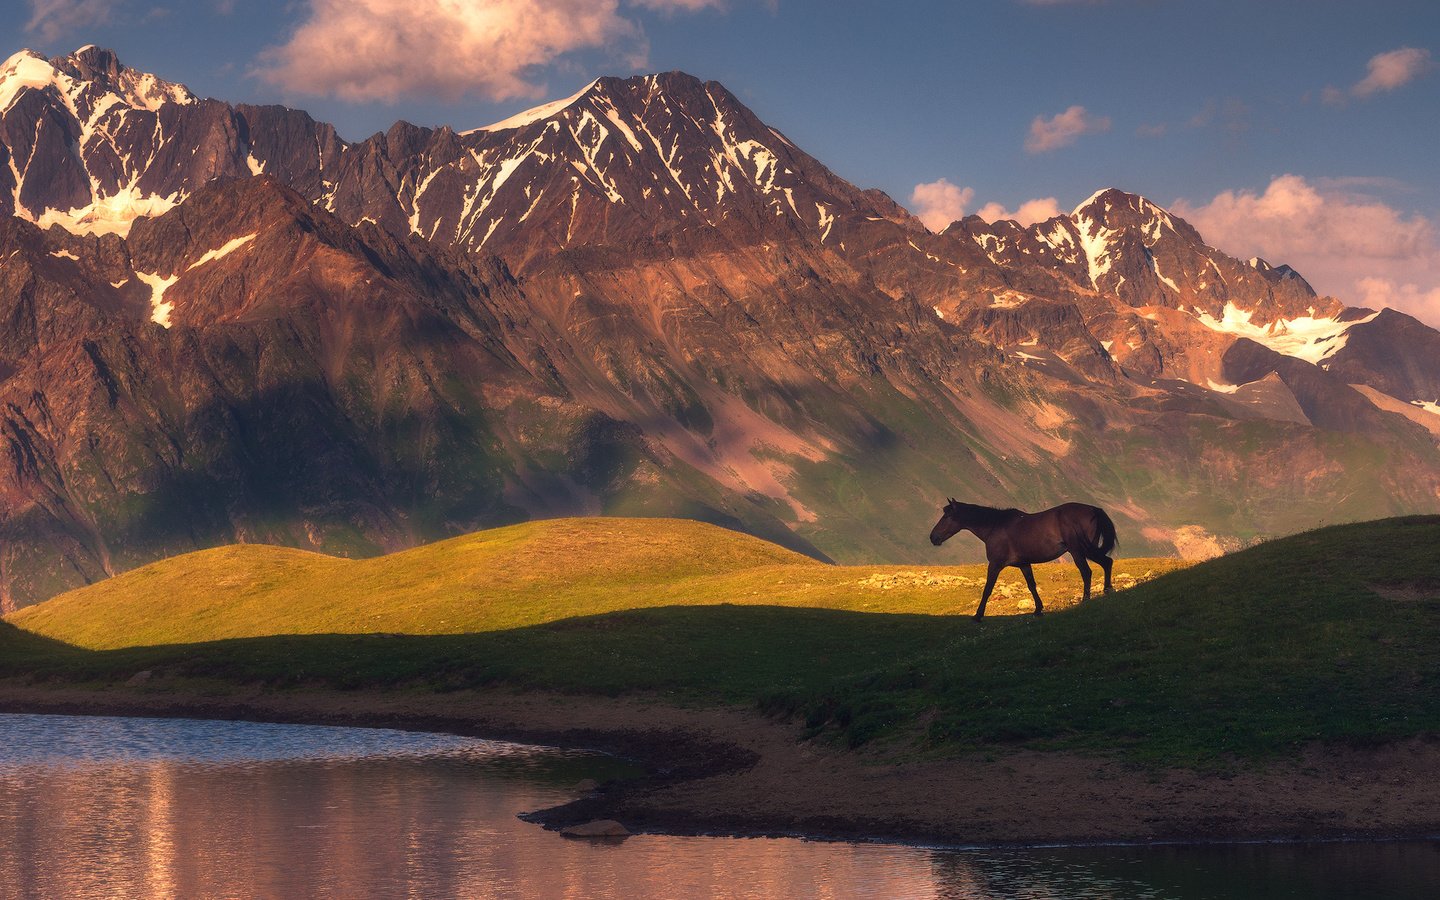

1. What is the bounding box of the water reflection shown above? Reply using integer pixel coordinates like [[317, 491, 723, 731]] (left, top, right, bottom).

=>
[[0, 714, 1437, 899]]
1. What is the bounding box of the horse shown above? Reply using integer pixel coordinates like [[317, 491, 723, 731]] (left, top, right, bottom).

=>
[[929, 499, 1118, 620]]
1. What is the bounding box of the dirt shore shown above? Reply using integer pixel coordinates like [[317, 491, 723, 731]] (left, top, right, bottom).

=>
[[2, 681, 1438, 847]]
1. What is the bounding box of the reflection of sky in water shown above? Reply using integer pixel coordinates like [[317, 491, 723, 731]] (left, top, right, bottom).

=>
[[0, 712, 536, 769], [1, 714, 1438, 899]]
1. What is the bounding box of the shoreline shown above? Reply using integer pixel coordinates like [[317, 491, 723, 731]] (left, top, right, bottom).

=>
[[3, 681, 1439, 849]]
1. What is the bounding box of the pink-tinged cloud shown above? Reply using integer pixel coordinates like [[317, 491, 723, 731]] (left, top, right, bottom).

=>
[[257, 0, 678, 103], [25, 0, 117, 41], [910, 178, 974, 231], [1025, 105, 1111, 154], [1353, 46, 1432, 97], [975, 197, 1062, 226], [1173, 174, 1440, 327], [630, 0, 726, 10]]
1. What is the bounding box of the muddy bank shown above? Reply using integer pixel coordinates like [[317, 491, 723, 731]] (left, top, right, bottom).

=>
[[2, 682, 1437, 848]]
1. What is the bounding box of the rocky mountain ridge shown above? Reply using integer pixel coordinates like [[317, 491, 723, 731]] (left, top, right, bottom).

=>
[[2, 46, 1438, 609]]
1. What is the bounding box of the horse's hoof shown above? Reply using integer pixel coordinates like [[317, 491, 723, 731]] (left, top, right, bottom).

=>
[[1033, 610, 1044, 617], [972, 614, 984, 622]]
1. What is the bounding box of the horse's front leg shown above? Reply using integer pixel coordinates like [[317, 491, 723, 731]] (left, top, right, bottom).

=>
[[975, 562, 1002, 620], [1071, 551, 1092, 601], [1019, 563, 1044, 616]]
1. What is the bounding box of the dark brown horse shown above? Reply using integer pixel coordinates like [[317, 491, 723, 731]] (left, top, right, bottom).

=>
[[930, 500, 1118, 619]]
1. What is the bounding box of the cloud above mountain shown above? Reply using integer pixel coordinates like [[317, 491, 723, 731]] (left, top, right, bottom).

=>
[[1025, 105, 1110, 153], [975, 197, 1062, 226], [25, 0, 118, 41], [909, 179, 973, 231], [910, 179, 1061, 230], [1323, 46, 1433, 105], [1174, 174, 1440, 326], [256, 0, 726, 103]]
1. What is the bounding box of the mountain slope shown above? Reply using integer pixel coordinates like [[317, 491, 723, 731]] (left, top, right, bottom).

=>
[[2, 46, 1439, 608]]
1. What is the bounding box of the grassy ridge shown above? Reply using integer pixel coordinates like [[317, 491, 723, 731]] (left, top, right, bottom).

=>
[[8, 517, 1178, 649], [4, 516, 1438, 763]]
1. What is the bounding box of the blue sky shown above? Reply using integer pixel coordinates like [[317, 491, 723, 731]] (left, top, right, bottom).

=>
[[12, 0, 1440, 321]]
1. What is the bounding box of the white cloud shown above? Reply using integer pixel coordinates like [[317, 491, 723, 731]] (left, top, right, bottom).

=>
[[1323, 47, 1433, 106], [257, 0, 737, 103], [25, 0, 118, 41], [975, 197, 1062, 226], [910, 178, 974, 231], [1173, 174, 1440, 326], [910, 181, 1063, 231], [1353, 46, 1432, 97], [1025, 105, 1110, 154], [1355, 278, 1440, 328]]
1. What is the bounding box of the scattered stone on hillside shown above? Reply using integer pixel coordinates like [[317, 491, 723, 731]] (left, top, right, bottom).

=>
[[560, 819, 630, 838], [856, 571, 982, 590], [126, 670, 153, 685], [571, 779, 600, 793]]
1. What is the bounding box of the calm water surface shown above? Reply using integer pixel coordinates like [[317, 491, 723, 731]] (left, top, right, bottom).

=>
[[0, 713, 1436, 899]]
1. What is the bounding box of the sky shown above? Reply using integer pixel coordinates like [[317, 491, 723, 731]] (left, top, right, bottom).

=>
[[10, 0, 1440, 323]]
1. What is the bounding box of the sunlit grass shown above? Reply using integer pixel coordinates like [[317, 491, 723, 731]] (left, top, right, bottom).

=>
[[7, 517, 1181, 649]]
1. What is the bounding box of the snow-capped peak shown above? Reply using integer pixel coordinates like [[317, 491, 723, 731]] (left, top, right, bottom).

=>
[[1071, 187, 1118, 219], [0, 50, 62, 114], [465, 79, 600, 134], [0, 46, 194, 116]]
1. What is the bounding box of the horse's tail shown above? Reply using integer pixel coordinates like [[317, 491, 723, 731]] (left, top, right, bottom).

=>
[[1092, 507, 1118, 556]]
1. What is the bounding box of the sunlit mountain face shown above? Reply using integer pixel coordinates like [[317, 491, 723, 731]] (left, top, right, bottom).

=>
[[2, 46, 1439, 609]]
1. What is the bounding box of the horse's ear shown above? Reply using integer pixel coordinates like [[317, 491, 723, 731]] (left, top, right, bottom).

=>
[[947, 497, 957, 504]]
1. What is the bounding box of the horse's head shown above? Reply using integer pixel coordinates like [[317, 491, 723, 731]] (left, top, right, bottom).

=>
[[929, 498, 965, 546]]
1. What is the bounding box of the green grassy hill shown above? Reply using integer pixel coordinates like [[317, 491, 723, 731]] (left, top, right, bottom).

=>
[[4, 516, 1437, 764], [7, 517, 1177, 650]]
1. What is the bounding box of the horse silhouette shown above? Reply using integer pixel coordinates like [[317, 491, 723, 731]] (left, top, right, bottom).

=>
[[930, 500, 1117, 619]]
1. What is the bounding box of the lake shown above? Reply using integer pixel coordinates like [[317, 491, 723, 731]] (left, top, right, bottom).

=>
[[0, 713, 1435, 898]]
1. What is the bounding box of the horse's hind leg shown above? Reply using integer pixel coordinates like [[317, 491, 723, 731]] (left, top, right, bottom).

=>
[[975, 563, 1002, 620], [1089, 552, 1114, 595], [1070, 550, 1093, 601], [1019, 563, 1044, 616]]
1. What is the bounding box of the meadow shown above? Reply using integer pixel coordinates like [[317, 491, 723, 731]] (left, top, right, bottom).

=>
[[4, 515, 1437, 764]]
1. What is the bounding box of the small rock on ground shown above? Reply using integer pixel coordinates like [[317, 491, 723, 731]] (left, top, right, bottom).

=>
[[561, 819, 630, 837]]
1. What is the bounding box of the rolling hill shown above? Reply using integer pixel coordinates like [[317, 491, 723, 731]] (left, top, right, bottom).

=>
[[7, 517, 1178, 649]]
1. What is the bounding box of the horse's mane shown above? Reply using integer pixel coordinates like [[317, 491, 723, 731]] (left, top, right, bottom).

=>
[[945, 500, 1021, 527]]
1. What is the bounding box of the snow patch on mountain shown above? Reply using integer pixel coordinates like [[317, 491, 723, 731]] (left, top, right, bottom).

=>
[[1192, 302, 1380, 364], [135, 270, 179, 328], [1074, 214, 1116, 288], [35, 186, 181, 237], [187, 233, 257, 270], [467, 80, 599, 134]]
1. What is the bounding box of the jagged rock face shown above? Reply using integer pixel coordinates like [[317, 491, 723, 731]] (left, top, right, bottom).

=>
[[1324, 309, 1440, 406], [2, 47, 1440, 608]]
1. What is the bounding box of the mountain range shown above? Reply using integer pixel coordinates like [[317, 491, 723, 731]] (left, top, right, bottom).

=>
[[2, 45, 1438, 609]]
